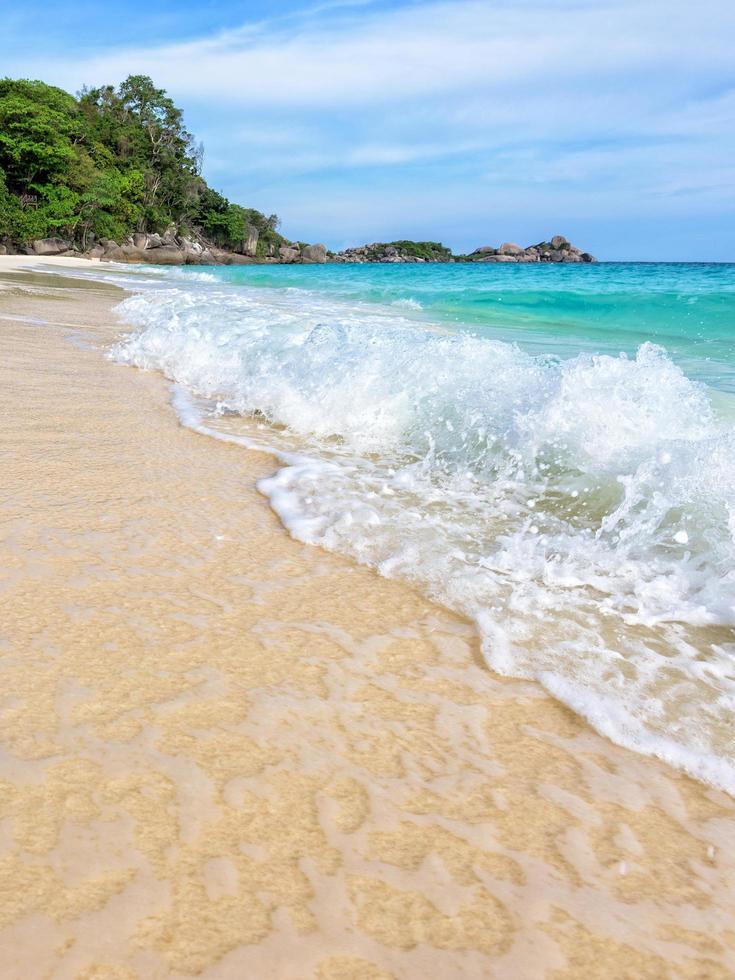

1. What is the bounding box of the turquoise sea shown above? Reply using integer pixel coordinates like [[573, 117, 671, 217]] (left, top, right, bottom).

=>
[[104, 260, 735, 793], [199, 262, 735, 392]]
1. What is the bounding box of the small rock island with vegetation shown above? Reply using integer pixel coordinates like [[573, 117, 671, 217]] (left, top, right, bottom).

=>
[[0, 75, 596, 265]]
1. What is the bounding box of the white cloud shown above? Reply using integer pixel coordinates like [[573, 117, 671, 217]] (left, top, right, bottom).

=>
[[13, 0, 735, 109]]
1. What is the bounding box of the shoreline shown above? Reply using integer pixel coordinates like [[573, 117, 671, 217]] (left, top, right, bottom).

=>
[[1, 255, 734, 978]]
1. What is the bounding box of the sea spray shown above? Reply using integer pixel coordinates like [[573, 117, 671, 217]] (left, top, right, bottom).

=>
[[110, 269, 735, 794]]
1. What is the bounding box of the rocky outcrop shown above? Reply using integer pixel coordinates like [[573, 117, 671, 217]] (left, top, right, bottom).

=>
[[332, 241, 453, 263], [468, 235, 596, 263], [14, 232, 597, 267]]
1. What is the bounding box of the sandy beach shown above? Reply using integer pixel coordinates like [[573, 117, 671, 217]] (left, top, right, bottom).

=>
[[1, 255, 734, 979]]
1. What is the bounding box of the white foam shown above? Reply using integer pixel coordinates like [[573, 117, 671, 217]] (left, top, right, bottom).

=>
[[111, 277, 735, 795], [391, 297, 423, 310]]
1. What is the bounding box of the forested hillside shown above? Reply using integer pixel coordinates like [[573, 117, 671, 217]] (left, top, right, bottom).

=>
[[0, 75, 286, 257]]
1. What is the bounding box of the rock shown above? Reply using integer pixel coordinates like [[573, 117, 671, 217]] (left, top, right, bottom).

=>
[[472, 246, 497, 255], [199, 249, 216, 265], [161, 224, 178, 246], [120, 245, 148, 262], [32, 237, 69, 256], [133, 233, 149, 250], [102, 241, 126, 261], [279, 245, 300, 263], [498, 242, 524, 256], [143, 246, 185, 265], [550, 235, 569, 250], [479, 253, 517, 262], [85, 245, 105, 259], [0, 245, 6, 255], [179, 237, 201, 254], [243, 226, 259, 257], [179, 238, 204, 263], [147, 233, 163, 249], [217, 250, 235, 264], [301, 243, 327, 264], [581, 253, 596, 263]]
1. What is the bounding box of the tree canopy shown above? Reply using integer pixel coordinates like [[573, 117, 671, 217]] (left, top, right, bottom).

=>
[[0, 75, 283, 255]]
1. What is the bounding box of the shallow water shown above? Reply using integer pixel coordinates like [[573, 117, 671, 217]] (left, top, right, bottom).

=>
[[107, 261, 735, 794]]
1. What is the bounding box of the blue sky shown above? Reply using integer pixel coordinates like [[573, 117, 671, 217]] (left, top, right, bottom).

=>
[[2, 0, 734, 259]]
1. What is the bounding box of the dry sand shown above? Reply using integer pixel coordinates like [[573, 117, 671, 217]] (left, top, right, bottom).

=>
[[0, 255, 734, 979]]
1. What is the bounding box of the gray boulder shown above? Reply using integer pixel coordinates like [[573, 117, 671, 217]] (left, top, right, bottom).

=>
[[180, 238, 204, 264], [101, 241, 126, 261], [497, 242, 524, 256], [161, 224, 178, 246], [133, 233, 149, 250], [279, 245, 300, 263], [550, 235, 569, 250], [32, 237, 69, 256], [301, 243, 327, 264], [243, 226, 259, 257], [143, 246, 185, 265], [120, 245, 148, 262]]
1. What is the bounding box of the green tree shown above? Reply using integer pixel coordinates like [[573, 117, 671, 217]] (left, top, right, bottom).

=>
[[0, 73, 285, 253]]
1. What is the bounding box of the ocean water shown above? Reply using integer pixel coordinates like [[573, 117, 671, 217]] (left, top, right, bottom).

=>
[[107, 261, 735, 793]]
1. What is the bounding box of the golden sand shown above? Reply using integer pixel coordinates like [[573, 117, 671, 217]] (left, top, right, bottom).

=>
[[0, 256, 734, 979]]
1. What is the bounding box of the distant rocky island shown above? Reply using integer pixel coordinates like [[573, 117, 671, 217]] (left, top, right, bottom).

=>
[[0, 75, 596, 267], [330, 236, 596, 264]]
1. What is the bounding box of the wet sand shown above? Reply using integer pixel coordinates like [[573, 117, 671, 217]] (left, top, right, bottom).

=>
[[1, 256, 734, 979]]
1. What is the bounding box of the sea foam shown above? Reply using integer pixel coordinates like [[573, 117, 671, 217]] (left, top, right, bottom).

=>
[[111, 276, 735, 794]]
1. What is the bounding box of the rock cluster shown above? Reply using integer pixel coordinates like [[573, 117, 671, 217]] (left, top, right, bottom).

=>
[[468, 235, 596, 263], [18, 233, 329, 266], [277, 243, 328, 264], [334, 246, 427, 264], [331, 242, 452, 263], [8, 233, 595, 266]]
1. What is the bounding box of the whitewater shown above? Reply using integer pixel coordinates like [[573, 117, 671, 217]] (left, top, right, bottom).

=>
[[106, 262, 735, 794]]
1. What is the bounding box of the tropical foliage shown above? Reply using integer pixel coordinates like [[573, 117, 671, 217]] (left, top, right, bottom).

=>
[[0, 75, 283, 252]]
